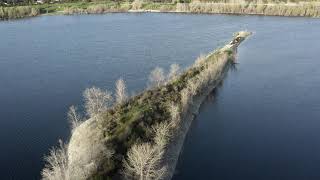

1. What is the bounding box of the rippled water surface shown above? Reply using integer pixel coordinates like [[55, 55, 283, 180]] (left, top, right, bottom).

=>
[[0, 14, 319, 179]]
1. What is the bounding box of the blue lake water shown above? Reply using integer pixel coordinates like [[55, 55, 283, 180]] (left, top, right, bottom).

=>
[[0, 13, 320, 179]]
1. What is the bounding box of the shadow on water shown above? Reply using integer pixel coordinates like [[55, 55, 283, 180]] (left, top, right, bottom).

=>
[[175, 62, 236, 175], [198, 61, 235, 114]]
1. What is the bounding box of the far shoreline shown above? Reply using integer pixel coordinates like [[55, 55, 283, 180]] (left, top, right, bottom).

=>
[[1, 1, 320, 21]]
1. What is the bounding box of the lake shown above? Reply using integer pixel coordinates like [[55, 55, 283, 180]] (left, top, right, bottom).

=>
[[0, 13, 319, 179]]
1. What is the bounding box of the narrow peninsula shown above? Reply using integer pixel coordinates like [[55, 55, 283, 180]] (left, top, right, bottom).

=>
[[41, 31, 251, 180]]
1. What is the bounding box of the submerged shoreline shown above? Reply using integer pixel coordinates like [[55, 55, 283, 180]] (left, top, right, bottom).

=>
[[1, 1, 320, 20]]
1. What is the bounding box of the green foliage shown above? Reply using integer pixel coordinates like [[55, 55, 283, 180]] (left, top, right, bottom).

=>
[[224, 48, 233, 55], [142, 2, 162, 9]]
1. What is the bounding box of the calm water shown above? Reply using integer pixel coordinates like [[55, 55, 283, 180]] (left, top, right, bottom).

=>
[[0, 14, 319, 179]]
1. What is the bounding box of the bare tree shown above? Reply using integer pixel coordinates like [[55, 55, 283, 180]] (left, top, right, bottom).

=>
[[152, 121, 172, 148], [115, 78, 128, 104], [176, 3, 190, 12], [42, 140, 69, 180], [131, 0, 143, 10], [168, 64, 180, 81], [180, 88, 192, 114], [168, 102, 180, 128], [123, 142, 167, 180], [148, 67, 165, 88], [194, 53, 206, 67], [83, 87, 113, 117], [68, 142, 114, 180], [67, 105, 82, 130], [187, 78, 200, 96], [67, 120, 114, 180]]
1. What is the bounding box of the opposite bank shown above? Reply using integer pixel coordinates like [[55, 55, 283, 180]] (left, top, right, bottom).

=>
[[1, 1, 320, 20]]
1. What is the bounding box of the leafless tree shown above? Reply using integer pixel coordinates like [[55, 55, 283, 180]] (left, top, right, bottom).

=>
[[131, 0, 143, 10], [168, 64, 180, 81], [194, 53, 206, 67], [68, 142, 114, 180], [67, 105, 82, 130], [42, 140, 69, 180], [115, 78, 128, 104], [148, 67, 165, 88], [187, 78, 200, 96], [152, 121, 172, 148], [123, 142, 167, 180], [67, 119, 114, 180], [168, 102, 180, 128], [176, 3, 190, 12], [83, 87, 113, 117], [180, 88, 192, 114]]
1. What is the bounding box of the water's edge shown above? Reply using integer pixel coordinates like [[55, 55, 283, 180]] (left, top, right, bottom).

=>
[[165, 67, 229, 179], [164, 33, 251, 179]]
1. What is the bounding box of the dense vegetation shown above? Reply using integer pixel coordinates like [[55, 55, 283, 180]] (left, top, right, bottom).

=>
[[1, 0, 320, 19], [0, 0, 317, 6], [0, 5, 39, 19], [41, 32, 250, 180], [177, 1, 320, 17]]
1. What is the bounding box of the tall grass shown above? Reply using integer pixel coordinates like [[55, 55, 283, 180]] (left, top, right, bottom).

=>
[[175, 1, 320, 17], [60, 0, 320, 17], [63, 3, 130, 15], [0, 6, 40, 20]]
